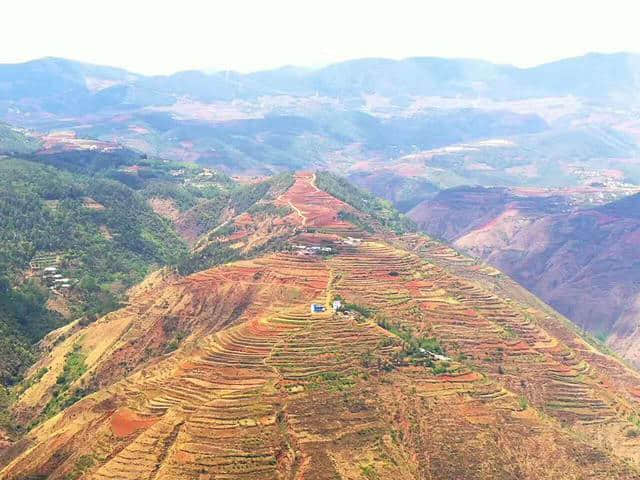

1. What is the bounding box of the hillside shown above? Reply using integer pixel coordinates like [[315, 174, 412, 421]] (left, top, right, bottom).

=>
[[409, 187, 640, 365], [0, 131, 290, 389], [4, 173, 640, 479], [0, 122, 41, 155], [0, 158, 171, 380]]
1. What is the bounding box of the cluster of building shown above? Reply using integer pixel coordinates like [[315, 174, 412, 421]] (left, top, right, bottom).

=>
[[29, 253, 75, 295], [293, 244, 334, 256], [310, 300, 342, 314], [292, 236, 362, 258], [42, 266, 72, 293]]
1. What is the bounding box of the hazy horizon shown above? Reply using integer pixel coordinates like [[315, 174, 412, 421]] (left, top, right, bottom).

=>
[[2, 0, 640, 75], [5, 50, 639, 77]]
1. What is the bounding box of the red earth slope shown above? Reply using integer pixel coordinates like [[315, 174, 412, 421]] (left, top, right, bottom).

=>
[[409, 187, 640, 365]]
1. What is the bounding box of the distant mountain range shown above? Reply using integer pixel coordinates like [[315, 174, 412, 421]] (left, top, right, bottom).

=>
[[0, 53, 638, 184], [2, 53, 640, 108]]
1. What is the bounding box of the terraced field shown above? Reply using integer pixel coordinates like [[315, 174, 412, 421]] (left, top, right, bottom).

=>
[[4, 173, 640, 479], [274, 172, 363, 235]]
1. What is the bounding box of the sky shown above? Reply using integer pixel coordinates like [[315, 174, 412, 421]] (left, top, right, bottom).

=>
[[2, 0, 640, 75]]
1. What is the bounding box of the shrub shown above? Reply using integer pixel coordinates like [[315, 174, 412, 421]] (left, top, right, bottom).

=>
[[360, 464, 379, 480], [343, 302, 374, 318], [518, 395, 529, 411]]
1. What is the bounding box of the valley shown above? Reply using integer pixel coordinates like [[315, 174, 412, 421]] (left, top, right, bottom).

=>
[[4, 174, 640, 479], [3, 55, 640, 192], [409, 186, 640, 366]]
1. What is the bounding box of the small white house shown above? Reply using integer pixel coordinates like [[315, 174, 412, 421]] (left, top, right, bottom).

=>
[[332, 300, 342, 311], [418, 348, 451, 362]]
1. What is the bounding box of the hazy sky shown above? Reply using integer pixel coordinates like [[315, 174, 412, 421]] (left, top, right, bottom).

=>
[[3, 0, 639, 74]]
